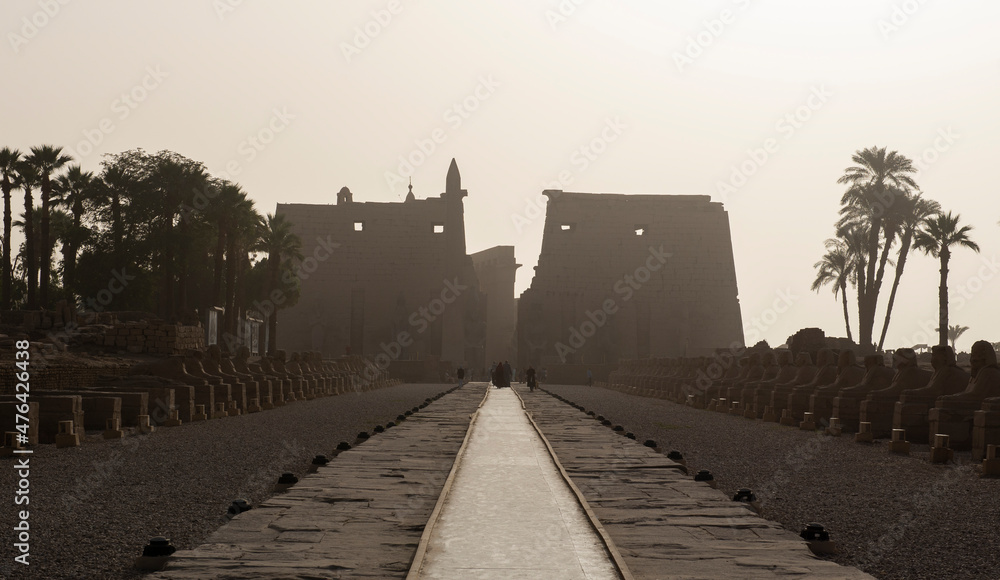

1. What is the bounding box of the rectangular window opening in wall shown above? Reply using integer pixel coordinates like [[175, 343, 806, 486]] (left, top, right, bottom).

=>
[[354, 221, 364, 232], [560, 223, 575, 232], [635, 225, 647, 236], [433, 223, 444, 233]]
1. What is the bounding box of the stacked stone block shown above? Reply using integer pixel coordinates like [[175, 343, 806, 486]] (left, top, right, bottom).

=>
[[101, 321, 204, 355]]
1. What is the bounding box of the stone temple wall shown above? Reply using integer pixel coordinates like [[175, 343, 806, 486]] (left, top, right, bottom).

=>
[[518, 191, 743, 369], [277, 161, 486, 370], [471, 245, 519, 368]]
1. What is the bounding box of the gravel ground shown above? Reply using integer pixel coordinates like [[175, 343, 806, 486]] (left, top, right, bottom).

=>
[[540, 385, 1000, 580], [0, 383, 456, 580]]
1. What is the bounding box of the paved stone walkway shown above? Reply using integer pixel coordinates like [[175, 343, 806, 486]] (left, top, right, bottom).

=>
[[149, 383, 875, 579], [411, 387, 622, 579], [153, 384, 485, 579], [519, 386, 874, 580]]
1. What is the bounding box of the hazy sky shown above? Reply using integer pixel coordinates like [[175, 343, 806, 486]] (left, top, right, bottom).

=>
[[3, 0, 998, 351]]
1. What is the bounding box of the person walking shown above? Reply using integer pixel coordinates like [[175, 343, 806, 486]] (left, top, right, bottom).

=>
[[503, 361, 513, 388], [492, 362, 506, 388], [456, 366, 465, 387], [526, 366, 537, 392]]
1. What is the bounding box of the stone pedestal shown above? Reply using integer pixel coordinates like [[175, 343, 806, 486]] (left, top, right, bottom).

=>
[[761, 406, 776, 423], [55, 420, 80, 448], [103, 418, 125, 439], [859, 397, 898, 439], [972, 409, 1000, 461], [753, 388, 776, 420], [164, 410, 183, 427], [832, 396, 861, 432], [787, 389, 813, 422], [779, 408, 796, 426], [799, 412, 817, 431], [825, 417, 842, 437], [854, 421, 873, 443], [770, 387, 795, 422], [893, 399, 933, 446], [137, 415, 155, 434], [810, 393, 836, 428], [193, 404, 208, 422], [929, 404, 978, 450], [930, 433, 953, 463], [982, 445, 1000, 477], [888, 429, 910, 455], [1, 431, 24, 456]]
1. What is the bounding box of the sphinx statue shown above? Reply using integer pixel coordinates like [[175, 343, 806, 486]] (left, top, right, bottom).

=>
[[858, 348, 932, 438], [930, 340, 1000, 448]]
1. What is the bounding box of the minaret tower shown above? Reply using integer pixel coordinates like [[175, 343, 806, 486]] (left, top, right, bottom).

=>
[[441, 158, 470, 365]]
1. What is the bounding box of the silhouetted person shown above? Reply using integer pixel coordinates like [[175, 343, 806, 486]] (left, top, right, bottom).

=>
[[493, 362, 506, 388], [503, 361, 512, 387], [456, 366, 465, 387], [527, 366, 537, 391]]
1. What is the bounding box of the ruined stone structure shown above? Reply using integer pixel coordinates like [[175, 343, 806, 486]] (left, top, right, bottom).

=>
[[471, 246, 519, 367], [277, 160, 487, 370], [518, 191, 743, 369]]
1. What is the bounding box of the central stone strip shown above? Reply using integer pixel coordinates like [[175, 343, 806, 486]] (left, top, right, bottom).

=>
[[414, 387, 620, 579]]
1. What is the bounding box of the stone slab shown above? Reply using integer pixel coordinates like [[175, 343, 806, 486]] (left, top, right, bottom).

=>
[[519, 386, 873, 580], [152, 384, 484, 579]]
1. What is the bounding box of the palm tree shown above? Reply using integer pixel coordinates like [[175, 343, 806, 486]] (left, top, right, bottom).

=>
[[0, 148, 22, 309], [914, 211, 980, 346], [96, 161, 132, 259], [876, 194, 941, 350], [940, 324, 969, 352], [150, 153, 208, 321], [837, 146, 918, 351], [54, 165, 95, 305], [205, 181, 247, 307], [14, 162, 40, 309], [812, 238, 854, 342], [229, 202, 263, 339], [255, 213, 302, 354], [835, 224, 869, 342], [26, 145, 73, 307]]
